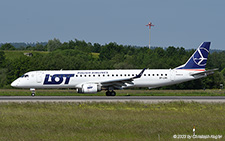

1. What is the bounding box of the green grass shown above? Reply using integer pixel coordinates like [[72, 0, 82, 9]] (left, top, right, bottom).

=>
[[4, 50, 48, 60], [0, 102, 224, 140], [0, 89, 225, 96]]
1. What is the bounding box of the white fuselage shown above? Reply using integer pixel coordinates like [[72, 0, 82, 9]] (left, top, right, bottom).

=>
[[11, 69, 202, 89]]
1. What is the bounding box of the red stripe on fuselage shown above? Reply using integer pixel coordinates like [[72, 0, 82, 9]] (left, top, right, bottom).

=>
[[179, 69, 205, 71]]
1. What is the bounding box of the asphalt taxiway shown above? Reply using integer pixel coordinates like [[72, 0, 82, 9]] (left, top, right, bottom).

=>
[[0, 96, 225, 103]]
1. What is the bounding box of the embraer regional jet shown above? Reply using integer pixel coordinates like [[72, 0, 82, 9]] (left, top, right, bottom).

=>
[[11, 42, 216, 96]]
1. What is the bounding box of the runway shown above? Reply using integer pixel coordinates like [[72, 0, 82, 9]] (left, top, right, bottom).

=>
[[1, 96, 225, 103]]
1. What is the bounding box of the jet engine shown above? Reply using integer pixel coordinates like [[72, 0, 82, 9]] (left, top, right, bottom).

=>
[[77, 84, 101, 94]]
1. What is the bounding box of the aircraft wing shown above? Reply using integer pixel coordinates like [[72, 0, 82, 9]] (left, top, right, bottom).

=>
[[100, 68, 146, 89], [190, 68, 218, 76]]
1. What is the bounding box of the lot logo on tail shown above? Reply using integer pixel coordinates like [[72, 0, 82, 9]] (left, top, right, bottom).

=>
[[193, 47, 209, 67], [175, 42, 210, 70], [44, 74, 74, 85]]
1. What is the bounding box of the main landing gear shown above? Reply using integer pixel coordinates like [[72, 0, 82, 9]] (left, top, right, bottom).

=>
[[106, 90, 116, 96], [30, 88, 35, 96]]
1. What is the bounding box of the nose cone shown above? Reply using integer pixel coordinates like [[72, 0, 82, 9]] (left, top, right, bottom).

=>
[[11, 79, 19, 87]]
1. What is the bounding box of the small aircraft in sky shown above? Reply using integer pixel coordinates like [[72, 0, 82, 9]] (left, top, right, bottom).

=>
[[11, 42, 216, 96]]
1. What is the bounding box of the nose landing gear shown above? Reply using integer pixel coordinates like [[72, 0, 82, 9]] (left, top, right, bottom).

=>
[[30, 88, 35, 96]]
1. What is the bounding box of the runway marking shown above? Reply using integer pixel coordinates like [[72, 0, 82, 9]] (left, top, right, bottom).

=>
[[1, 96, 225, 103]]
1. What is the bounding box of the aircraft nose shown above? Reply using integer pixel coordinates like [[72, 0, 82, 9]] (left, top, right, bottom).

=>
[[11, 80, 19, 87]]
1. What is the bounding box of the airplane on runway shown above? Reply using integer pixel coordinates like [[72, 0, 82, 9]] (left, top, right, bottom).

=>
[[11, 42, 216, 96]]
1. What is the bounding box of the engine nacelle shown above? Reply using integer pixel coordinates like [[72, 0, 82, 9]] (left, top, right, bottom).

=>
[[77, 84, 101, 94]]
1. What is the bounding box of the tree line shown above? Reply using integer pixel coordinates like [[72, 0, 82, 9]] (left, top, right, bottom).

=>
[[0, 38, 225, 89]]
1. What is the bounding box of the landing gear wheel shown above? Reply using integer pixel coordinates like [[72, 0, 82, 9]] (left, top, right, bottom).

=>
[[111, 91, 116, 96], [30, 88, 36, 97], [106, 91, 111, 96], [106, 90, 116, 96]]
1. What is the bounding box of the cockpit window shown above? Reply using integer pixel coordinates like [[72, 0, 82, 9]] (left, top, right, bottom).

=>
[[21, 74, 29, 78]]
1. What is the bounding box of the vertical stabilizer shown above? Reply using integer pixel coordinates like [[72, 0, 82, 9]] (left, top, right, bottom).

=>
[[175, 42, 210, 71]]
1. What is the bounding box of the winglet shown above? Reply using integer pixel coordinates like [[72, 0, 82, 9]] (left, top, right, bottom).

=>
[[133, 68, 146, 79]]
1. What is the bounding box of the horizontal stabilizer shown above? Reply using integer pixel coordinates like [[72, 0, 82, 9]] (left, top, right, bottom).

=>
[[190, 68, 218, 76]]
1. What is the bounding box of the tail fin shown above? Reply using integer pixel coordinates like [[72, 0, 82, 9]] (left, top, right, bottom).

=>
[[175, 42, 210, 71]]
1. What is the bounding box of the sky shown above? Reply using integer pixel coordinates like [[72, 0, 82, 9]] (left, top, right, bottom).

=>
[[0, 0, 224, 50]]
